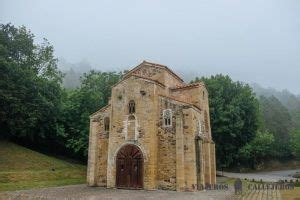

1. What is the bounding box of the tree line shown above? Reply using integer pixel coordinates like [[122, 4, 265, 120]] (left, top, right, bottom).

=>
[[0, 23, 121, 160], [1, 23, 299, 167], [192, 76, 300, 169]]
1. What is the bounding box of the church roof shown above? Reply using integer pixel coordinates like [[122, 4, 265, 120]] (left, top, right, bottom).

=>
[[169, 82, 204, 91], [158, 94, 202, 112], [111, 73, 166, 89], [90, 104, 110, 118], [123, 60, 184, 83]]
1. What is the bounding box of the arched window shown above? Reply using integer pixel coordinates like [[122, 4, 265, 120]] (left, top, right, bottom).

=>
[[104, 117, 110, 132], [129, 100, 135, 114], [163, 109, 172, 127]]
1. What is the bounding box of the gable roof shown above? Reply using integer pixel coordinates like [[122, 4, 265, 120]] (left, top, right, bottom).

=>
[[111, 73, 166, 89], [123, 60, 184, 83], [169, 82, 205, 91], [90, 104, 111, 118], [158, 94, 202, 113]]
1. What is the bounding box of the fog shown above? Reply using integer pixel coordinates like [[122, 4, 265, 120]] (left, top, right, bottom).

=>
[[1, 0, 299, 94]]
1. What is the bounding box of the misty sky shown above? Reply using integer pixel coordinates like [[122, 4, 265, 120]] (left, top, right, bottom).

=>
[[1, 0, 300, 94]]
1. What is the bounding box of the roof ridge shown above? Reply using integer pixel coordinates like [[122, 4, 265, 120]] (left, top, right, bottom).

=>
[[142, 60, 167, 67]]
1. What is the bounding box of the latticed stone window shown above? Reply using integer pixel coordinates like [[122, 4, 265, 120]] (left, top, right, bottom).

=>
[[197, 120, 203, 136], [197, 120, 205, 137], [204, 111, 209, 133], [202, 123, 207, 137], [129, 100, 135, 114], [163, 109, 172, 127], [104, 117, 110, 133]]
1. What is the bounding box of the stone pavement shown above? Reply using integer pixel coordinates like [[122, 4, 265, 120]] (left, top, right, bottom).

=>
[[0, 184, 237, 200]]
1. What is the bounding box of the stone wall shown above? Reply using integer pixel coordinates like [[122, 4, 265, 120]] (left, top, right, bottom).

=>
[[95, 108, 110, 186], [87, 117, 99, 186], [87, 107, 110, 186], [157, 96, 209, 191], [157, 98, 178, 190], [106, 76, 160, 189]]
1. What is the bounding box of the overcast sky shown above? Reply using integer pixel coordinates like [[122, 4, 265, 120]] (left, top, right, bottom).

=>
[[1, 0, 300, 94]]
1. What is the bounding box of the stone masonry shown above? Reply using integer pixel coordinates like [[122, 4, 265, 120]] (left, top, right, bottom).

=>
[[87, 61, 216, 191]]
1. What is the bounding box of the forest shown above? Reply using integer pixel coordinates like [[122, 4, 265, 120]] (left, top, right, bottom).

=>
[[1, 23, 299, 169]]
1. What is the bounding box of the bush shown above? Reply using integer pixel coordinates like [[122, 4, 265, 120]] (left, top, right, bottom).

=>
[[290, 129, 300, 160], [238, 131, 274, 168]]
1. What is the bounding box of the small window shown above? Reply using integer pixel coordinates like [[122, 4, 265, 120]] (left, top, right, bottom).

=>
[[197, 120, 204, 137], [202, 123, 206, 137], [202, 91, 205, 100], [204, 111, 209, 137], [204, 111, 209, 131], [198, 120, 203, 135], [129, 100, 135, 114], [163, 109, 172, 127], [104, 117, 110, 132]]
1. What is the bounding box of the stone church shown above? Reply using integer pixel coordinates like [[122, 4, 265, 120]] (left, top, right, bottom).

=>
[[87, 61, 216, 191]]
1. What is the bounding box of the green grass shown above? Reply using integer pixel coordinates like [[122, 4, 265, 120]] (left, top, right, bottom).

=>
[[280, 187, 300, 200], [0, 141, 86, 192]]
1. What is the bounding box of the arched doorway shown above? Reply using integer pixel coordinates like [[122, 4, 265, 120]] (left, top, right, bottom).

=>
[[116, 144, 143, 189]]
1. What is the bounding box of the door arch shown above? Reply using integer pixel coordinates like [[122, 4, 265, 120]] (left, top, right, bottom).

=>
[[116, 144, 143, 189]]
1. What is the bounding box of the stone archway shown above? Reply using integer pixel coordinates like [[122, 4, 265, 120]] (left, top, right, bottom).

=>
[[116, 144, 143, 189]]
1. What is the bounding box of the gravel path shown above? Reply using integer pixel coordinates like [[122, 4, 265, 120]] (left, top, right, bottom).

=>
[[218, 169, 300, 182], [0, 184, 237, 200], [3, 169, 298, 199]]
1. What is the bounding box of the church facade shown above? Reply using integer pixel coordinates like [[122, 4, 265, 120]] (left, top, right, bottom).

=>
[[87, 61, 216, 191]]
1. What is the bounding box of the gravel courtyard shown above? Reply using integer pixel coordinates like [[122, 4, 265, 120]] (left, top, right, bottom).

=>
[[0, 184, 237, 200], [219, 169, 300, 182]]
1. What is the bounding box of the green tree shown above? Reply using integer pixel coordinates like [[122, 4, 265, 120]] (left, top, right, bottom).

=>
[[192, 75, 261, 168], [61, 70, 122, 158], [290, 129, 300, 160], [259, 95, 293, 158], [0, 23, 64, 153], [238, 131, 275, 168]]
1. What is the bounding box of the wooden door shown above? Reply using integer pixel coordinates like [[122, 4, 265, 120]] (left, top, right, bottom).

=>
[[116, 144, 143, 189]]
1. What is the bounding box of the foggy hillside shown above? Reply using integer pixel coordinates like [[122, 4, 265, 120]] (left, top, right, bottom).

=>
[[252, 83, 300, 111], [252, 83, 300, 129], [58, 58, 92, 89]]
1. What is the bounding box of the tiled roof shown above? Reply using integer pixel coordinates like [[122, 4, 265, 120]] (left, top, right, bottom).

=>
[[169, 82, 204, 90], [158, 94, 202, 112], [90, 104, 111, 118], [131, 74, 166, 88]]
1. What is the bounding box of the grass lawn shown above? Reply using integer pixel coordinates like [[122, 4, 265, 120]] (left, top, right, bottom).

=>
[[280, 187, 300, 200], [0, 141, 86, 192]]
